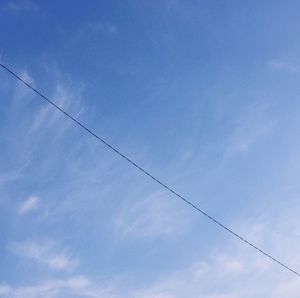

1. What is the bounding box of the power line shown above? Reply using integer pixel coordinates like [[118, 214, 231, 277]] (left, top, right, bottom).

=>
[[1, 62, 299, 277]]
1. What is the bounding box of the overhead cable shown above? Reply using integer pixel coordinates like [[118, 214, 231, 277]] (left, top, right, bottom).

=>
[[1, 62, 299, 277]]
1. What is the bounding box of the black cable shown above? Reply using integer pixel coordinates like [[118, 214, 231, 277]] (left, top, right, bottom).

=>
[[1, 62, 299, 277]]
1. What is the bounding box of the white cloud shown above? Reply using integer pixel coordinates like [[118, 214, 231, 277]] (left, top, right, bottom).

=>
[[19, 70, 34, 84], [3, 57, 300, 298], [4, 66, 83, 138], [115, 191, 189, 239], [30, 82, 83, 134], [0, 285, 11, 295], [74, 21, 118, 42], [85, 21, 118, 34], [10, 240, 78, 271], [229, 122, 271, 154], [0, 276, 114, 298], [3, 210, 300, 298], [269, 60, 300, 72], [130, 209, 300, 298], [18, 195, 39, 214], [12, 70, 35, 102], [5, 0, 38, 12], [89, 22, 118, 34], [225, 103, 274, 156]]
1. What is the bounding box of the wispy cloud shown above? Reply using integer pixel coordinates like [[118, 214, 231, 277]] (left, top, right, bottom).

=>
[[4, 0, 38, 12], [75, 21, 118, 41], [130, 224, 300, 297], [10, 240, 78, 271], [0, 276, 113, 298], [29, 82, 83, 134], [3, 210, 300, 297], [18, 195, 39, 215], [115, 191, 189, 239], [87, 22, 118, 34], [227, 120, 272, 155], [11, 70, 35, 104], [225, 103, 274, 157], [268, 59, 300, 73], [0, 285, 11, 296]]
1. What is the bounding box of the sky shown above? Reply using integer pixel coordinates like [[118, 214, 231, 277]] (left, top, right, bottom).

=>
[[1, 0, 300, 297]]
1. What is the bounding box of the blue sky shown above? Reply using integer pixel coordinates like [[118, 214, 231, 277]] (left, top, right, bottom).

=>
[[1, 0, 300, 297]]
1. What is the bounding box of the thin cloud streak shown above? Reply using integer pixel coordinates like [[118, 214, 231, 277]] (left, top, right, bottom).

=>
[[9, 240, 78, 271], [18, 195, 39, 214], [4, 0, 38, 12], [3, 211, 300, 298], [269, 60, 300, 73], [0, 276, 114, 298], [115, 191, 189, 239]]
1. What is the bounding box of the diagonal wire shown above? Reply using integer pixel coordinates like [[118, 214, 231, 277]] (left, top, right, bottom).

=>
[[1, 62, 299, 277]]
